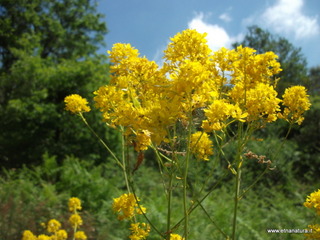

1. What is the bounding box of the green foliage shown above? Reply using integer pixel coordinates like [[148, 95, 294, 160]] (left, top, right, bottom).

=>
[[0, 0, 107, 68], [233, 25, 309, 94], [289, 95, 320, 182], [309, 66, 320, 94], [1, 155, 315, 240], [0, 0, 117, 168]]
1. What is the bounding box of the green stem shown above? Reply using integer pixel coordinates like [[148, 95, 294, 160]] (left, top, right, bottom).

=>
[[197, 200, 229, 239], [171, 170, 229, 232], [166, 173, 173, 240], [183, 114, 193, 240], [120, 130, 131, 193], [231, 165, 241, 240], [131, 184, 165, 238], [231, 122, 245, 240], [239, 165, 269, 199], [79, 113, 124, 170]]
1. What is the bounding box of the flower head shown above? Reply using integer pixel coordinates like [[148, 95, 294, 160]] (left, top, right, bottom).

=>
[[69, 214, 83, 228], [244, 83, 281, 122], [69, 197, 82, 212], [169, 233, 185, 240], [129, 222, 150, 240], [37, 235, 51, 240], [163, 29, 211, 65], [305, 224, 320, 239], [64, 94, 91, 114], [112, 193, 146, 220], [190, 131, 213, 161], [47, 219, 61, 233], [56, 230, 68, 240], [280, 86, 311, 124], [74, 231, 87, 240], [304, 189, 320, 215], [22, 230, 37, 240]]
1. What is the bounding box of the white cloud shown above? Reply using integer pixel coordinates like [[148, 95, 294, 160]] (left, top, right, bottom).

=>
[[188, 12, 242, 51], [219, 13, 232, 23], [261, 0, 319, 39]]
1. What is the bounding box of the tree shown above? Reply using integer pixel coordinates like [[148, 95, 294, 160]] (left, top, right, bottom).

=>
[[308, 66, 320, 94], [0, 0, 116, 168], [233, 26, 309, 94]]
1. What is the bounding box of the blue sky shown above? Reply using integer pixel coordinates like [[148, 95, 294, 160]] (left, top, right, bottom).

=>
[[98, 0, 320, 68]]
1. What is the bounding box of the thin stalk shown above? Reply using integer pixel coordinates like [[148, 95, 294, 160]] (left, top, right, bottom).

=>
[[231, 165, 241, 240], [197, 200, 229, 239], [171, 170, 229, 233], [182, 114, 193, 240], [131, 184, 165, 238], [151, 143, 175, 240], [239, 165, 269, 199], [79, 113, 124, 170], [166, 172, 173, 240], [151, 145, 169, 194], [120, 130, 131, 193], [231, 122, 245, 240], [271, 123, 293, 161]]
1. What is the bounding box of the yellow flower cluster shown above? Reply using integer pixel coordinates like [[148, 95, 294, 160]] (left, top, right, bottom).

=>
[[22, 220, 67, 240], [190, 131, 213, 161], [69, 197, 82, 212], [21, 198, 87, 240], [168, 233, 185, 240], [304, 189, 320, 215], [112, 193, 146, 220], [64, 94, 91, 114], [202, 100, 246, 131], [129, 222, 151, 240], [91, 29, 310, 157], [279, 86, 311, 125], [68, 198, 86, 239], [305, 224, 320, 239], [304, 189, 320, 239]]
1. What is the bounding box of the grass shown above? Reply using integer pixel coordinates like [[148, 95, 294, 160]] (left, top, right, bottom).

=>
[[0, 152, 317, 240]]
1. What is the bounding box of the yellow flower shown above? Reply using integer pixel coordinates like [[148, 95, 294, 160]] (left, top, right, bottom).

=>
[[37, 235, 51, 240], [129, 222, 150, 240], [280, 86, 311, 125], [108, 43, 139, 66], [305, 224, 320, 239], [169, 233, 185, 240], [244, 83, 281, 122], [202, 100, 243, 131], [112, 193, 146, 220], [56, 230, 68, 240], [230, 46, 281, 88], [74, 231, 87, 240], [134, 130, 151, 151], [22, 230, 37, 240], [47, 219, 61, 233], [69, 197, 82, 212], [69, 214, 83, 228], [304, 189, 320, 215], [64, 94, 91, 114], [190, 131, 213, 161], [163, 29, 211, 65]]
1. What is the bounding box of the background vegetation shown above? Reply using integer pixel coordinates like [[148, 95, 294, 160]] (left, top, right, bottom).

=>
[[0, 0, 319, 239]]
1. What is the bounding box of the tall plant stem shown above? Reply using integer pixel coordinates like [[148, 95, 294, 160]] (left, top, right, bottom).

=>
[[182, 112, 193, 240], [79, 113, 124, 170], [183, 152, 190, 240], [231, 164, 241, 240], [231, 122, 245, 240], [131, 184, 165, 238], [166, 173, 173, 240], [120, 130, 131, 193]]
